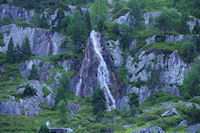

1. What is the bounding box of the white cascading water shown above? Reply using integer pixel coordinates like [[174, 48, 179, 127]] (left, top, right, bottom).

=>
[[90, 30, 116, 110]]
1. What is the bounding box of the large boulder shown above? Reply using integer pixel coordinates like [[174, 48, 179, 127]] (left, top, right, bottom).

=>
[[0, 24, 65, 57], [161, 108, 179, 117]]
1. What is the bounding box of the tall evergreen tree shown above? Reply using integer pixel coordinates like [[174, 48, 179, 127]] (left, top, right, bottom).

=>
[[21, 37, 32, 60], [6, 37, 15, 64], [91, 88, 106, 115], [28, 64, 39, 80], [57, 100, 68, 124]]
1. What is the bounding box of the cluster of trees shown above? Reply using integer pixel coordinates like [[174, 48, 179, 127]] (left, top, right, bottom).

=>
[[30, 13, 50, 29], [6, 37, 32, 64]]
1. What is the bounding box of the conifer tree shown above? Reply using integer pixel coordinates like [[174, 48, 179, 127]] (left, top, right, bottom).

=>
[[57, 100, 68, 124], [28, 64, 39, 80], [21, 37, 32, 60], [6, 37, 15, 64]]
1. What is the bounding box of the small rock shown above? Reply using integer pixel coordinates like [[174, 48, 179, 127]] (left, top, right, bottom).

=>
[[161, 108, 179, 117], [178, 120, 188, 127], [67, 128, 74, 132], [186, 123, 200, 133]]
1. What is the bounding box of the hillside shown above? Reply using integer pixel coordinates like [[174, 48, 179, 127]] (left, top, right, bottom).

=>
[[0, 0, 200, 132]]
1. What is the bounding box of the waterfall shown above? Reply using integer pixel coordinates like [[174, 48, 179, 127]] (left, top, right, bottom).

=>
[[90, 30, 116, 110]]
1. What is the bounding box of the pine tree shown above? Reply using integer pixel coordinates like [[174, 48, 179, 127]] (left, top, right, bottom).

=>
[[6, 37, 15, 64], [55, 86, 66, 105], [57, 100, 68, 124], [92, 88, 106, 115], [28, 64, 39, 80], [21, 37, 32, 60], [85, 10, 92, 35], [38, 124, 50, 133]]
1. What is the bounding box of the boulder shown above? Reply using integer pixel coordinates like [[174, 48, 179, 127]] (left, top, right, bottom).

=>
[[161, 108, 179, 117], [186, 123, 200, 133], [178, 120, 188, 127], [67, 102, 82, 112]]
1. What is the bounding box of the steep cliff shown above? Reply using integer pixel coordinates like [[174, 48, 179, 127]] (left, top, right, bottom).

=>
[[0, 24, 65, 57]]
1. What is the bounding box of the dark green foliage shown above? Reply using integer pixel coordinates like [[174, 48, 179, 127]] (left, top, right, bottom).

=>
[[97, 18, 105, 32], [0, 33, 5, 46], [67, 9, 87, 52], [112, 23, 120, 36], [85, 10, 92, 34], [92, 88, 106, 115], [23, 84, 36, 97], [178, 14, 190, 34], [6, 37, 15, 64], [28, 64, 39, 80], [176, 104, 200, 124], [152, 116, 184, 130], [128, 92, 139, 107], [21, 37, 32, 59], [193, 20, 200, 53], [189, 96, 200, 105], [30, 13, 49, 29], [141, 91, 183, 107], [59, 73, 70, 90], [127, 0, 144, 29], [38, 124, 50, 133], [156, 8, 181, 33], [57, 100, 68, 124], [0, 16, 13, 28], [55, 87, 66, 105], [183, 59, 200, 99], [112, 2, 124, 15], [119, 29, 132, 49]]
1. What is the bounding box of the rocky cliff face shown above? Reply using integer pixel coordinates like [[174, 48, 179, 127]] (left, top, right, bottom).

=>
[[71, 31, 123, 109], [126, 50, 190, 102], [0, 24, 65, 57], [0, 4, 34, 22]]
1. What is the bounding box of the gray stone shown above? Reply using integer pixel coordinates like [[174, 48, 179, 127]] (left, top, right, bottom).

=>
[[0, 24, 65, 57], [0, 101, 21, 115], [67, 102, 82, 112], [178, 120, 188, 127], [108, 40, 123, 67], [186, 123, 200, 133], [0, 4, 34, 23], [134, 126, 165, 133], [18, 59, 55, 81], [161, 108, 179, 117]]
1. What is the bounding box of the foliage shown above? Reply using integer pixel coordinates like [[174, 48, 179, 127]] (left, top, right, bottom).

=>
[[28, 64, 39, 80], [117, 65, 129, 84], [23, 84, 36, 97], [55, 86, 66, 105], [141, 91, 182, 107], [0, 16, 13, 27], [193, 20, 200, 53], [112, 8, 130, 21], [146, 68, 161, 90], [189, 96, 200, 105], [183, 59, 200, 99], [90, 0, 108, 26], [176, 104, 200, 124], [0, 33, 5, 46], [57, 100, 68, 124], [119, 28, 132, 49], [42, 86, 50, 97], [30, 13, 50, 29], [128, 92, 139, 107], [38, 124, 50, 133], [6, 37, 15, 64], [59, 73, 70, 90], [152, 116, 184, 130], [127, 0, 144, 29], [92, 88, 106, 115]]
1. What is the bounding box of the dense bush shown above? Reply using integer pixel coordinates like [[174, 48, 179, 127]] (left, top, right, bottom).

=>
[[38, 124, 50, 133], [92, 88, 106, 115], [23, 84, 36, 97], [176, 104, 200, 124], [183, 59, 200, 99], [59, 73, 70, 90], [42, 86, 50, 97]]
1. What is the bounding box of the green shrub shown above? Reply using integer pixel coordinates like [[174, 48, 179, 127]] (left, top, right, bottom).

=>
[[189, 96, 200, 105], [0, 33, 5, 46], [23, 84, 36, 97], [28, 64, 39, 80], [152, 116, 184, 130], [139, 114, 160, 122], [38, 124, 50, 133], [176, 104, 200, 124], [42, 86, 50, 97]]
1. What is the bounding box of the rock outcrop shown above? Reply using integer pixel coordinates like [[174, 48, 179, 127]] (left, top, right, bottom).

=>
[[161, 108, 179, 117], [0, 101, 21, 115], [126, 50, 190, 102], [18, 59, 55, 81], [186, 123, 200, 133], [132, 126, 165, 133], [0, 24, 65, 57], [0, 4, 34, 22], [71, 31, 123, 109]]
